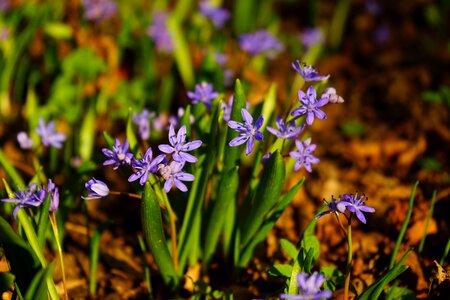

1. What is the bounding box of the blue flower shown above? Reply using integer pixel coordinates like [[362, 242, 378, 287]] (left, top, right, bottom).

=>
[[299, 27, 324, 49], [133, 109, 155, 140], [291, 86, 329, 126], [17, 131, 33, 149], [102, 138, 134, 170], [267, 116, 305, 140], [316, 195, 347, 220], [228, 108, 264, 156], [158, 161, 195, 193], [35, 118, 66, 148], [83, 178, 110, 200], [187, 82, 219, 109], [199, 0, 230, 28], [292, 61, 330, 82], [158, 124, 202, 163], [339, 193, 375, 224], [281, 271, 332, 300], [47, 179, 60, 212], [128, 147, 166, 186], [239, 30, 284, 58], [147, 11, 173, 53], [289, 138, 320, 172]]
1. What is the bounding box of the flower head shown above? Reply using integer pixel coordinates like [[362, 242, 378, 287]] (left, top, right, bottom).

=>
[[281, 271, 332, 300], [0, 0, 10, 12], [322, 87, 344, 104], [289, 138, 320, 173], [158, 124, 202, 163], [35, 118, 66, 148], [228, 108, 264, 156], [147, 11, 173, 53], [299, 27, 324, 49], [292, 61, 330, 82], [291, 86, 328, 126], [339, 193, 375, 224], [199, 1, 230, 28], [158, 161, 195, 193], [239, 30, 284, 58], [187, 82, 219, 109], [17, 131, 33, 149], [1, 181, 60, 218], [129, 147, 166, 186], [83, 178, 110, 200], [267, 116, 305, 140], [82, 0, 117, 22], [133, 109, 155, 140], [316, 195, 347, 220], [102, 138, 134, 170]]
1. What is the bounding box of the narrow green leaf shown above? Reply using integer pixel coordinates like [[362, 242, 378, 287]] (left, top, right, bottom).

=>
[[16, 209, 47, 268], [268, 264, 293, 278], [37, 193, 52, 249], [239, 150, 285, 249], [280, 239, 298, 260], [0, 149, 25, 189], [126, 108, 138, 151], [102, 131, 115, 148], [390, 182, 418, 269], [204, 167, 239, 264], [43, 22, 73, 39], [79, 103, 96, 161], [89, 222, 110, 296], [418, 189, 437, 253], [141, 183, 178, 288], [25, 263, 55, 300], [0, 216, 38, 291], [166, 17, 194, 88]]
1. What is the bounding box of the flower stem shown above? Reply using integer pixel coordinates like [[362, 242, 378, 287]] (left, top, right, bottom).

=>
[[49, 212, 69, 300], [344, 214, 353, 300], [109, 191, 142, 199]]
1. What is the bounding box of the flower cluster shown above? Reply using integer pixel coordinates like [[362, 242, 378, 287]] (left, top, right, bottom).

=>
[[187, 81, 219, 109], [85, 123, 202, 198], [316, 193, 375, 224], [1, 180, 60, 218]]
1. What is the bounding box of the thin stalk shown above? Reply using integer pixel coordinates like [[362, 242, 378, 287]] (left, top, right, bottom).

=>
[[49, 212, 68, 300], [109, 191, 142, 200], [440, 236, 450, 266], [344, 214, 353, 300], [418, 190, 436, 254]]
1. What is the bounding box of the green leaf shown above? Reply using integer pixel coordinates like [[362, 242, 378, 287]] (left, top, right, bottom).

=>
[[385, 283, 416, 300], [126, 108, 138, 151], [0, 149, 26, 189], [0, 273, 15, 294], [43, 22, 73, 39], [204, 167, 239, 264], [79, 103, 96, 161], [268, 264, 293, 278], [280, 239, 298, 260], [141, 183, 178, 288], [37, 193, 52, 249], [239, 150, 285, 250], [0, 216, 39, 292], [102, 131, 115, 148], [24, 262, 55, 300]]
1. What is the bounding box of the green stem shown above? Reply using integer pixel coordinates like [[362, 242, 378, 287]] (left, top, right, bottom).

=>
[[344, 214, 353, 300], [49, 213, 68, 300]]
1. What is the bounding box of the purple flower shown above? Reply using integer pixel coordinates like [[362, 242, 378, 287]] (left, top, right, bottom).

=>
[[316, 195, 347, 220], [267, 116, 305, 140], [17, 131, 33, 149], [214, 51, 227, 67], [187, 82, 219, 109], [221, 96, 250, 122], [168, 107, 195, 128], [35, 118, 66, 148], [299, 27, 324, 49], [199, 1, 230, 28], [289, 138, 319, 173], [228, 108, 264, 156], [291, 61, 330, 82], [158, 161, 195, 193], [291, 86, 328, 126], [82, 0, 117, 22], [83, 178, 110, 200], [159, 124, 202, 163], [365, 0, 381, 16], [1, 181, 59, 218], [133, 109, 155, 140], [339, 193, 375, 224], [373, 24, 390, 46], [322, 87, 344, 104], [128, 147, 166, 186], [239, 30, 284, 58], [281, 272, 332, 300], [47, 179, 59, 212], [102, 138, 134, 170], [147, 11, 173, 53]]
